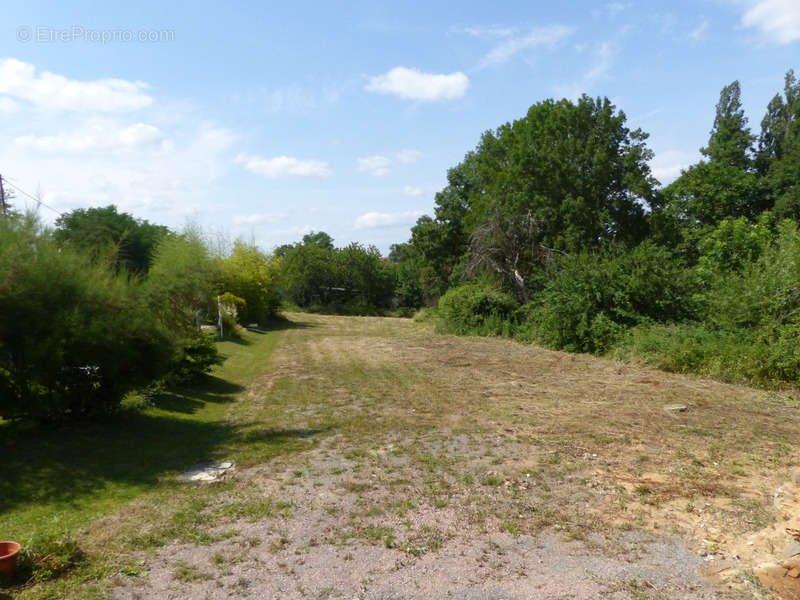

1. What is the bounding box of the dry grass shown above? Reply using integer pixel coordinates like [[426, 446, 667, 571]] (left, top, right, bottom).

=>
[[27, 312, 800, 599], [245, 313, 800, 581]]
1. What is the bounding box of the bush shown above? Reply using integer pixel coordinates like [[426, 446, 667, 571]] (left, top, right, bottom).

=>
[[144, 228, 218, 336], [437, 283, 518, 336], [524, 243, 694, 353], [613, 322, 762, 384], [166, 332, 223, 385], [217, 241, 280, 326], [0, 217, 176, 421]]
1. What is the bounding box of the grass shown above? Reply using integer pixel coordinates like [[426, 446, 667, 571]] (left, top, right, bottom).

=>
[[2, 311, 799, 598], [0, 323, 309, 597]]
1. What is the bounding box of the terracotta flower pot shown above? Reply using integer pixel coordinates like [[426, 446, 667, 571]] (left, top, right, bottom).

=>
[[0, 541, 21, 577]]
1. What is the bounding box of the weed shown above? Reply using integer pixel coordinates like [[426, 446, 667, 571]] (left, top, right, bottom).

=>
[[173, 562, 211, 583]]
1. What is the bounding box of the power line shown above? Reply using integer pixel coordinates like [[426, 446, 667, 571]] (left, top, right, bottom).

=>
[[2, 177, 64, 217]]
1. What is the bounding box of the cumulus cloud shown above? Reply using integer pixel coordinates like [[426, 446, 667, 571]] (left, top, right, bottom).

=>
[[357, 155, 392, 176], [232, 213, 283, 225], [15, 120, 167, 153], [365, 67, 469, 101], [236, 153, 331, 178], [0, 58, 152, 112], [396, 149, 422, 164], [649, 149, 700, 185], [4, 124, 237, 218], [741, 0, 800, 44], [353, 210, 425, 230], [0, 97, 19, 112], [402, 185, 424, 197]]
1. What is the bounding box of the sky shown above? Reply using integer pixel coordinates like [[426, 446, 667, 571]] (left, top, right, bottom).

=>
[[0, 1, 798, 253]]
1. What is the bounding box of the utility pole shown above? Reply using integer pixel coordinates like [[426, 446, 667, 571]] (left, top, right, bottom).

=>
[[0, 174, 6, 216]]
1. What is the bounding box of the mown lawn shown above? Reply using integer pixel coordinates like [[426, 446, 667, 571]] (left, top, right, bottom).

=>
[[0, 323, 300, 598]]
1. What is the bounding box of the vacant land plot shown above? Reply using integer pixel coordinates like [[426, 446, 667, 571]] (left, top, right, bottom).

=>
[[5, 313, 800, 599]]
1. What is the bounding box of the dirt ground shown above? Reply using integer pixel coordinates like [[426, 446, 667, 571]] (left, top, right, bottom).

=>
[[111, 313, 800, 599]]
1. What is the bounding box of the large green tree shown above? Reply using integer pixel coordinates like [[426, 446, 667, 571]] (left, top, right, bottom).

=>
[[54, 205, 168, 274], [466, 96, 655, 252], [663, 81, 766, 228], [757, 70, 800, 218], [401, 95, 657, 302]]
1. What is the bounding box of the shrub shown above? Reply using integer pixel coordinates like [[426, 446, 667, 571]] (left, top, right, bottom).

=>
[[613, 323, 762, 384], [0, 217, 176, 420], [144, 228, 218, 336], [524, 243, 694, 353], [217, 241, 280, 326], [166, 332, 223, 385], [437, 283, 518, 336]]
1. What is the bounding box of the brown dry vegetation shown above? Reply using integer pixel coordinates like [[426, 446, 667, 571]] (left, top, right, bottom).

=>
[[69, 314, 800, 598]]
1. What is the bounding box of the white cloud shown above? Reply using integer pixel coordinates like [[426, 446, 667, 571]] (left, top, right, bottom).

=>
[[15, 120, 167, 153], [4, 124, 237, 218], [649, 149, 700, 185], [0, 97, 19, 112], [402, 185, 424, 197], [741, 0, 800, 44], [651, 12, 679, 35], [479, 25, 575, 67], [232, 213, 283, 225], [0, 58, 152, 112], [353, 210, 425, 230], [396, 149, 422, 164], [236, 153, 331, 178], [604, 2, 630, 18], [584, 42, 614, 83], [454, 25, 517, 38], [689, 18, 710, 41], [266, 85, 316, 113], [357, 155, 392, 176], [554, 41, 616, 99], [365, 67, 469, 102]]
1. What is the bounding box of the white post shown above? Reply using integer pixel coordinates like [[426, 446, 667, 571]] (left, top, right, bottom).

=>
[[217, 295, 223, 339]]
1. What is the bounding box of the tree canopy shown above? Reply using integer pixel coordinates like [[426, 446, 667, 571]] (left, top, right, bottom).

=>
[[400, 94, 658, 302], [54, 205, 168, 274]]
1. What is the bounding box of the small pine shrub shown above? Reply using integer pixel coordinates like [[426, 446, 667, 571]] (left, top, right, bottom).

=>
[[167, 332, 224, 385]]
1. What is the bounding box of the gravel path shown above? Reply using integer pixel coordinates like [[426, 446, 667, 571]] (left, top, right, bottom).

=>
[[108, 313, 794, 599]]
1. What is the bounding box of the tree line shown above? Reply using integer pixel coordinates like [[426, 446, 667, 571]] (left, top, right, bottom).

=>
[[0, 204, 399, 421], [3, 67, 798, 421], [391, 69, 800, 387], [0, 206, 283, 421]]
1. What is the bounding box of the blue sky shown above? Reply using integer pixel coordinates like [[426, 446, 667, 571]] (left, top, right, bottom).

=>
[[0, 1, 798, 253]]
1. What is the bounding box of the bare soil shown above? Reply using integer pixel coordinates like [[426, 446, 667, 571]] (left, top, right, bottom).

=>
[[109, 313, 800, 599]]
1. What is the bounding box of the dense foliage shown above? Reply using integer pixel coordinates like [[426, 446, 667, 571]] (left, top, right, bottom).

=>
[[0, 216, 175, 420], [3, 68, 799, 419], [394, 72, 800, 386], [278, 232, 395, 314], [0, 210, 280, 421], [54, 205, 168, 274]]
